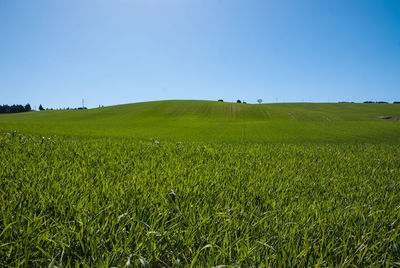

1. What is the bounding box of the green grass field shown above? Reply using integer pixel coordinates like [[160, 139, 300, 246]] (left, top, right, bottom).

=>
[[1, 100, 400, 143], [1, 101, 400, 266]]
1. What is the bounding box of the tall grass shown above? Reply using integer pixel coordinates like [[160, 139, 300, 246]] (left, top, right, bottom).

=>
[[1, 132, 399, 266]]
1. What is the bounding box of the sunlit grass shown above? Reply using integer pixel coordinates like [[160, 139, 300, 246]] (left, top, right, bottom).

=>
[[1, 132, 399, 266], [1, 101, 400, 143]]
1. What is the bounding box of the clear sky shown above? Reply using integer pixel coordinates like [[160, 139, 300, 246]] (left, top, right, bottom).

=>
[[1, 0, 399, 108]]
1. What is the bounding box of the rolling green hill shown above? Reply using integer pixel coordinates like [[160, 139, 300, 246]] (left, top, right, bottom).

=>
[[2, 101, 400, 266], [1, 100, 400, 143]]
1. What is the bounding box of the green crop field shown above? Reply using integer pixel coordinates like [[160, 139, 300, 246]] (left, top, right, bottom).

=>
[[1, 100, 400, 143], [1, 101, 400, 267]]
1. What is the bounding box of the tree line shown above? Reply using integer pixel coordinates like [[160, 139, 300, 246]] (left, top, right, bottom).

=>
[[0, 104, 89, 113], [0, 104, 31, 114]]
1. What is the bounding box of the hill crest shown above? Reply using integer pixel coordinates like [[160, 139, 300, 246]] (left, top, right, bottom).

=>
[[1, 100, 400, 143]]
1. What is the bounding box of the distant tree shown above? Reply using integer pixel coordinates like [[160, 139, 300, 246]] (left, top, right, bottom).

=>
[[10, 104, 24, 113], [236, 99, 242, 103], [218, 99, 224, 102], [394, 101, 400, 104], [257, 99, 262, 104], [0, 105, 7, 113], [243, 101, 247, 104], [39, 104, 44, 111], [1, 105, 10, 113], [10, 105, 17, 113], [0, 104, 33, 113]]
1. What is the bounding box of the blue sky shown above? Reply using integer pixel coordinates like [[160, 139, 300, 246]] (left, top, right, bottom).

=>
[[1, 0, 399, 108]]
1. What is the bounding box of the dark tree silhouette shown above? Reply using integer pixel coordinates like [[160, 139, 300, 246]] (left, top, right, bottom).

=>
[[0, 104, 32, 113], [0, 105, 10, 113], [237, 100, 242, 103], [39, 104, 44, 111], [10, 105, 24, 113], [24, 104, 31, 112]]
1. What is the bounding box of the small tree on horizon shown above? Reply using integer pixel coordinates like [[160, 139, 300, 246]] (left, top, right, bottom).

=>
[[39, 104, 44, 111], [257, 99, 262, 104], [24, 104, 31, 112], [237, 99, 242, 103]]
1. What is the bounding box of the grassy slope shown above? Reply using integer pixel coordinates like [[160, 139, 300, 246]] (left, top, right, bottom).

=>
[[1, 100, 400, 143], [1, 101, 400, 266]]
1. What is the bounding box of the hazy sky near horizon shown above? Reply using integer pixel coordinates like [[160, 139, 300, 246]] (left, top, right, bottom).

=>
[[1, 0, 399, 108]]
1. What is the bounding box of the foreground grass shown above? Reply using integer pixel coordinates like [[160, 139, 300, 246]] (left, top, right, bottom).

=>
[[1, 132, 399, 266]]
